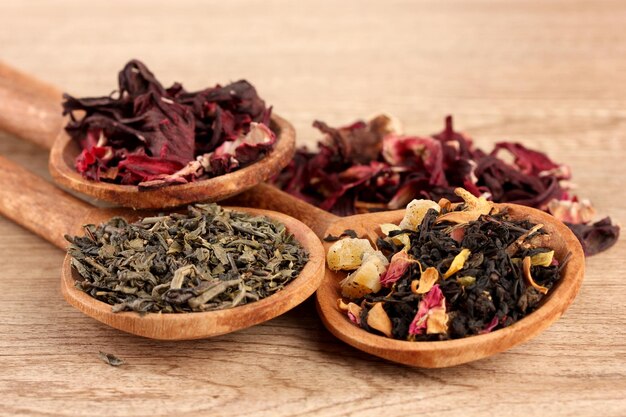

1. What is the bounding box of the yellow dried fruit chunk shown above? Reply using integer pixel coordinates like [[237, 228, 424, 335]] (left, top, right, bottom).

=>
[[399, 199, 440, 230], [327, 238, 375, 271], [380, 223, 410, 248], [530, 250, 554, 267], [366, 302, 393, 338], [443, 248, 471, 279], [340, 251, 388, 298]]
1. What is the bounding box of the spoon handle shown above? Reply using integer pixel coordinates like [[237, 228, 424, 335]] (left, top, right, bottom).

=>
[[0, 61, 64, 150], [0, 155, 91, 249], [226, 183, 339, 238]]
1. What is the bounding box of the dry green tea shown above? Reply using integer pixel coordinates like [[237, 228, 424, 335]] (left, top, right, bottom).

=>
[[66, 204, 308, 313]]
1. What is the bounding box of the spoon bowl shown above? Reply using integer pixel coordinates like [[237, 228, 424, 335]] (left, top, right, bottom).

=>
[[315, 204, 585, 367], [60, 207, 325, 340], [49, 114, 296, 209]]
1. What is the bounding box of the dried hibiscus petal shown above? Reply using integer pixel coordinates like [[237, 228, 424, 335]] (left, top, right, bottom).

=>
[[273, 114, 619, 256], [566, 218, 620, 256], [63, 60, 273, 186]]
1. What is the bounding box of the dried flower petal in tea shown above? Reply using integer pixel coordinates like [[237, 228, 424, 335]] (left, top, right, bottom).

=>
[[329, 189, 568, 341]]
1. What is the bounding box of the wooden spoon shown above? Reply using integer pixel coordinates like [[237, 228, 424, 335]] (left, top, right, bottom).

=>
[[0, 154, 325, 340], [0, 61, 296, 209], [231, 186, 586, 367]]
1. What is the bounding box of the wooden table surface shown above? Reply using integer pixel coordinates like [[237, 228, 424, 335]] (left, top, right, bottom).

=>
[[1, 1, 625, 416]]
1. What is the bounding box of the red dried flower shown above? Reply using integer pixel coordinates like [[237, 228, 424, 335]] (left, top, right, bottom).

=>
[[272, 114, 619, 255], [63, 60, 273, 187]]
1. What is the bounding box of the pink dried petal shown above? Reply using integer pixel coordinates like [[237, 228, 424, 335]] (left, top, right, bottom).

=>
[[347, 311, 360, 325], [491, 142, 569, 178], [382, 134, 446, 187], [479, 316, 499, 334], [567, 217, 620, 256], [409, 285, 446, 335], [547, 198, 597, 224], [117, 155, 184, 181], [380, 250, 413, 287]]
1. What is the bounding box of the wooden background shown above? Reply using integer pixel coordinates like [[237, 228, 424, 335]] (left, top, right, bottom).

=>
[[0, 0, 625, 416]]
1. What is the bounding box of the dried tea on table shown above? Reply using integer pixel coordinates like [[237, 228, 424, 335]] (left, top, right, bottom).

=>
[[98, 351, 125, 367], [274, 115, 619, 255], [66, 204, 308, 313], [63, 60, 275, 188], [328, 188, 569, 341]]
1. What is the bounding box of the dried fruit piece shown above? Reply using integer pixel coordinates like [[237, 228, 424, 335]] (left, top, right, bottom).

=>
[[443, 248, 471, 279], [399, 199, 440, 230], [366, 302, 393, 337], [340, 251, 388, 298], [327, 238, 376, 271], [380, 223, 410, 248]]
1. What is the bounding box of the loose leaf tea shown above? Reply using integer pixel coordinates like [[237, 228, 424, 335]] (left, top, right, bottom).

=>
[[273, 115, 619, 255], [66, 204, 308, 313], [63, 60, 275, 188], [330, 188, 568, 341], [98, 351, 125, 367]]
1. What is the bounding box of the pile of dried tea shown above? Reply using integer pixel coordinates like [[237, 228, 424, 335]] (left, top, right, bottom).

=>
[[66, 204, 308, 313], [328, 188, 567, 341], [274, 115, 619, 255], [63, 60, 275, 188]]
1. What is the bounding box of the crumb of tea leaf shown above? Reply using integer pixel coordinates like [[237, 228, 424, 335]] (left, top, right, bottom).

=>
[[98, 351, 125, 367]]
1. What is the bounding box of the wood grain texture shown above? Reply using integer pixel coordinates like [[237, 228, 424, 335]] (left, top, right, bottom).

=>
[[0, 0, 625, 416], [0, 61, 63, 149]]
